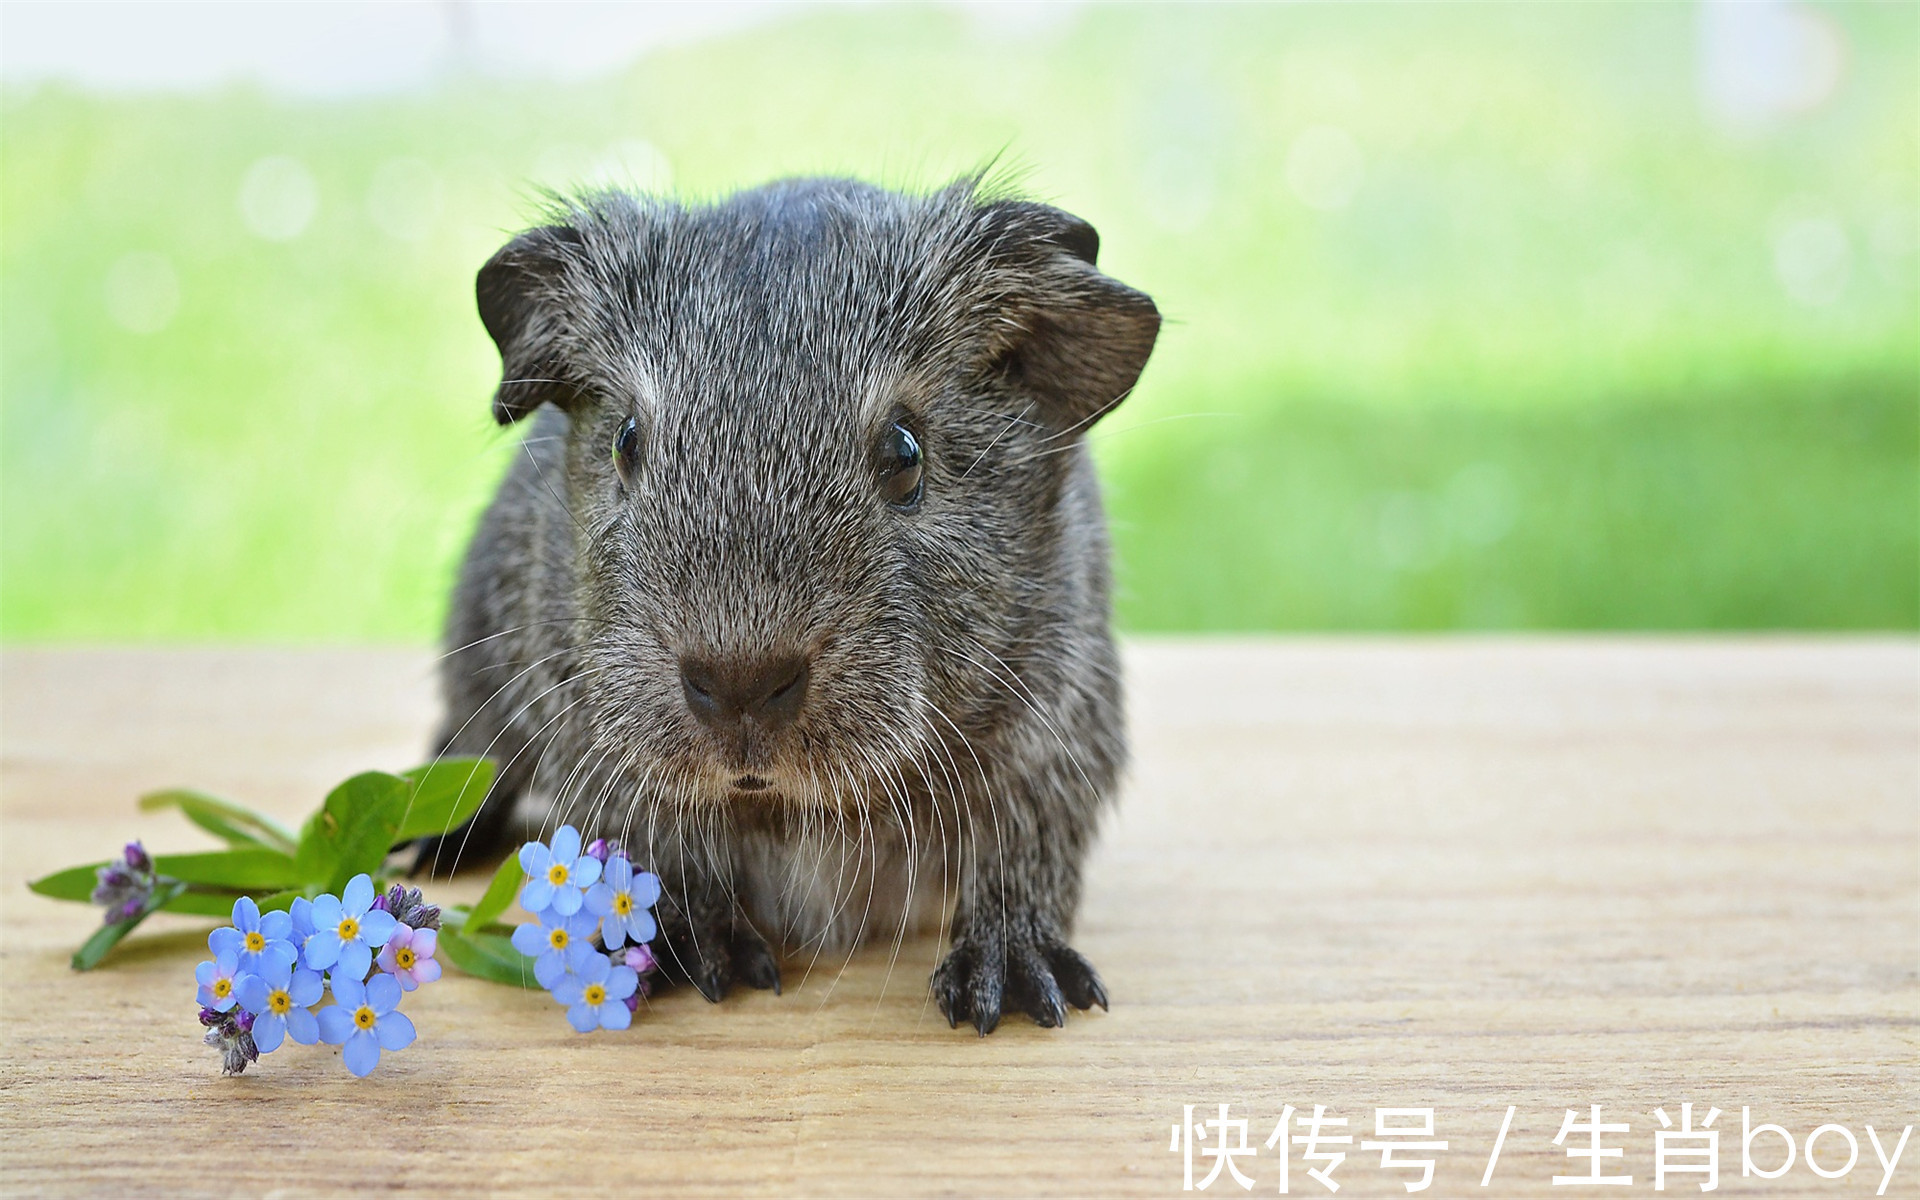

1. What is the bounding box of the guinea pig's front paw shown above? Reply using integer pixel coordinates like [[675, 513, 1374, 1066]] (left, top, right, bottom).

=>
[[931, 924, 1109, 1036], [653, 896, 782, 1003]]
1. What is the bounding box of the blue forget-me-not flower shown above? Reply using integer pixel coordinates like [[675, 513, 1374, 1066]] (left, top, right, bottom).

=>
[[235, 956, 324, 1053], [209, 895, 297, 977], [509, 910, 599, 989], [195, 949, 243, 1012], [585, 855, 661, 951], [517, 825, 601, 918], [317, 972, 415, 1077], [552, 951, 639, 1032], [303, 874, 397, 980]]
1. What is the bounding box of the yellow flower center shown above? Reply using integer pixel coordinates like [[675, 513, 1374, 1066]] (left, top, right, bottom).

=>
[[546, 863, 569, 887], [337, 916, 360, 942], [353, 1005, 377, 1030], [244, 931, 266, 953], [268, 990, 292, 1015], [547, 928, 569, 951], [395, 946, 416, 970], [583, 983, 607, 1007], [212, 977, 232, 999], [613, 892, 633, 916]]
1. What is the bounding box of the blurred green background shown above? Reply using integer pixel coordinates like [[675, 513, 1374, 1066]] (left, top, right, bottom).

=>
[[3, 2, 1915, 640]]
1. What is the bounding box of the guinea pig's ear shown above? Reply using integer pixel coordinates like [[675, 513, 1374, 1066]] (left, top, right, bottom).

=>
[[476, 225, 585, 426], [978, 201, 1161, 434]]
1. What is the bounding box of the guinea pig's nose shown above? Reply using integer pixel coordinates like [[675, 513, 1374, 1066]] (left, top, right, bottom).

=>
[[679, 651, 809, 735]]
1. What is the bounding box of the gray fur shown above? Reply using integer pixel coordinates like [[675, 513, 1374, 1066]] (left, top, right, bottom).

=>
[[431, 175, 1159, 1033]]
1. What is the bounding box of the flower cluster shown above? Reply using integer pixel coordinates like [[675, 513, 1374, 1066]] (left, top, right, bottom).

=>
[[511, 827, 662, 1031], [92, 841, 155, 922], [194, 876, 440, 1076]]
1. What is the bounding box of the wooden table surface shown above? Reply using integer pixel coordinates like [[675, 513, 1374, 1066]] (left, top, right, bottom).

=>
[[1, 641, 1914, 1197]]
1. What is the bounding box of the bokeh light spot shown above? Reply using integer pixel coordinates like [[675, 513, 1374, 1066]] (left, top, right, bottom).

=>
[[237, 155, 318, 241], [365, 158, 444, 242], [1285, 124, 1365, 212], [103, 252, 180, 334], [1774, 215, 1850, 307]]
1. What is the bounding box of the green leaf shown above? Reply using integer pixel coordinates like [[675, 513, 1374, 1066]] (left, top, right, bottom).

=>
[[394, 758, 496, 844], [28, 862, 106, 903], [32, 850, 294, 905], [250, 888, 310, 913], [72, 880, 188, 970], [152, 849, 297, 891], [467, 855, 525, 930], [437, 928, 536, 988], [138, 789, 298, 854], [293, 771, 410, 892], [156, 890, 247, 917], [292, 810, 331, 884]]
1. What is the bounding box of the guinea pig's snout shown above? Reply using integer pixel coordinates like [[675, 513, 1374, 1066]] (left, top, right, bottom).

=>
[[679, 650, 810, 742]]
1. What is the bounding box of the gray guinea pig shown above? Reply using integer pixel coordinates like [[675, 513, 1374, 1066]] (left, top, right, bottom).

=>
[[427, 175, 1159, 1034]]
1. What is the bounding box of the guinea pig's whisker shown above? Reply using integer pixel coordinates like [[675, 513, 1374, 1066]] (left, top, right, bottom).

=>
[[485, 667, 605, 837], [954, 638, 1100, 802], [994, 410, 1235, 473], [786, 760, 840, 982], [612, 754, 653, 856], [961, 401, 1036, 481], [434, 616, 612, 667], [436, 675, 599, 880], [559, 727, 628, 836], [868, 752, 922, 1021], [422, 655, 595, 876], [944, 404, 1048, 433], [812, 768, 878, 1013], [519, 440, 596, 541], [804, 761, 867, 984], [427, 642, 582, 778], [924, 700, 1007, 919]]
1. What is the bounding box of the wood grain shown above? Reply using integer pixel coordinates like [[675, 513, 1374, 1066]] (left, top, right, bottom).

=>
[[1, 641, 1914, 1197]]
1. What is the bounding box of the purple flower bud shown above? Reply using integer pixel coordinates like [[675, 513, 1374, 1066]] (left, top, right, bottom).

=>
[[92, 842, 157, 921], [623, 944, 656, 974], [586, 838, 611, 863], [198, 1006, 225, 1027], [624, 992, 640, 1014], [379, 884, 441, 931], [234, 1008, 255, 1033]]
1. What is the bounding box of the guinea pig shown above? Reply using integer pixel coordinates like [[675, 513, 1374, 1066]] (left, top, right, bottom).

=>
[[427, 175, 1160, 1034]]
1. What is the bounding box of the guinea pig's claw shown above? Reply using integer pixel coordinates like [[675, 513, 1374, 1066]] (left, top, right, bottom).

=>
[[1045, 943, 1109, 1013], [933, 961, 965, 1029], [655, 902, 784, 1004], [1009, 942, 1068, 1029], [691, 964, 728, 1003], [731, 928, 783, 995], [968, 960, 1004, 1037], [932, 927, 1106, 1035]]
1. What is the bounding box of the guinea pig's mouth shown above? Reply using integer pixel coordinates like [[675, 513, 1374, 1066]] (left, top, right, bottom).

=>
[[730, 774, 772, 793]]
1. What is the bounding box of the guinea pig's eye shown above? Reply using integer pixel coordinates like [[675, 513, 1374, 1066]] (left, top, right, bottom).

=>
[[612, 416, 642, 488], [876, 422, 924, 511]]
